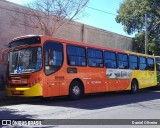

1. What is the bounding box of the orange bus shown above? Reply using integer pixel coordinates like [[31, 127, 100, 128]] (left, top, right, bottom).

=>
[[1, 35, 157, 99]]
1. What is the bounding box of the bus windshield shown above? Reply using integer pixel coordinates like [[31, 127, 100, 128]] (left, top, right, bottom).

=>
[[9, 47, 42, 74]]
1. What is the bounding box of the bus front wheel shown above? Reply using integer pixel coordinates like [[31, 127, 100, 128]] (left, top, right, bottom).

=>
[[131, 80, 139, 94], [69, 80, 83, 100]]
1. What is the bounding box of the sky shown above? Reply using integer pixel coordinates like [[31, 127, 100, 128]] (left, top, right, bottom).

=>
[[6, 0, 134, 37]]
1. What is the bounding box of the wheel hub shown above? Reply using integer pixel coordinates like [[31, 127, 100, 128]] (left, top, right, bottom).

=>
[[133, 83, 136, 91], [73, 86, 80, 96]]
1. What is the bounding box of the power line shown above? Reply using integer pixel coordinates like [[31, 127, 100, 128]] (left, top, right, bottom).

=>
[[0, 5, 120, 36], [0, 2, 118, 31], [72, 1, 117, 16], [0, 2, 117, 17], [0, 5, 118, 32], [86, 6, 117, 16]]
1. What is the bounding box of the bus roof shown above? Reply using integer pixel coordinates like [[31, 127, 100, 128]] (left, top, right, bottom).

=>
[[11, 35, 154, 57]]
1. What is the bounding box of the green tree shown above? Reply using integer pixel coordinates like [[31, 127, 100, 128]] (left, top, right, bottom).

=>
[[116, 0, 160, 55], [133, 32, 145, 53]]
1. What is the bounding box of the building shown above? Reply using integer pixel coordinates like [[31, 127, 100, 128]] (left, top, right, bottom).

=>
[[0, 0, 133, 81]]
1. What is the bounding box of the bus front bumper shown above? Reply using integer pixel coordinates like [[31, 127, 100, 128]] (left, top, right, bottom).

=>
[[6, 83, 42, 97]]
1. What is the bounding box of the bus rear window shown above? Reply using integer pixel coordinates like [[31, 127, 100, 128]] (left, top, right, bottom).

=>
[[9, 36, 41, 48]]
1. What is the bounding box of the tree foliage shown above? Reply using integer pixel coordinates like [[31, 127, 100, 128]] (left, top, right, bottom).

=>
[[116, 0, 160, 55], [133, 32, 145, 53]]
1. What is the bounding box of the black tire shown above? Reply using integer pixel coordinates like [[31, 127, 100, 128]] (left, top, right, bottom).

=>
[[69, 80, 83, 100], [131, 80, 139, 94]]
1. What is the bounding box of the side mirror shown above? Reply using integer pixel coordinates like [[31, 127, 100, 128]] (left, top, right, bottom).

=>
[[1, 49, 9, 65]]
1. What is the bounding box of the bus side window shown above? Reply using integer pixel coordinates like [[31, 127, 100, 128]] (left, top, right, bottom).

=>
[[104, 51, 117, 68], [147, 58, 154, 71], [117, 53, 129, 69], [87, 48, 104, 68], [67, 45, 86, 66], [139, 57, 147, 70], [129, 55, 138, 70], [44, 41, 63, 75]]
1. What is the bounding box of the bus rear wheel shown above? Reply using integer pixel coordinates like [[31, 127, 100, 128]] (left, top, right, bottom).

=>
[[131, 80, 138, 94], [69, 80, 83, 100]]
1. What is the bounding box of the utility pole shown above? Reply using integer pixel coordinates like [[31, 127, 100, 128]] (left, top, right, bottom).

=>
[[145, 13, 148, 54]]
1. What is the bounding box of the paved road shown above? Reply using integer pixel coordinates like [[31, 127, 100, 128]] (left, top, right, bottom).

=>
[[0, 87, 160, 128]]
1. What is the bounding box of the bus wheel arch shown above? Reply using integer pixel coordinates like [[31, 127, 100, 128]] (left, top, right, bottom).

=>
[[131, 78, 139, 94], [69, 78, 84, 100]]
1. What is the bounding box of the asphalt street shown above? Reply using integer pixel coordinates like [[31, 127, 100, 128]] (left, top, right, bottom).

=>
[[0, 87, 160, 128]]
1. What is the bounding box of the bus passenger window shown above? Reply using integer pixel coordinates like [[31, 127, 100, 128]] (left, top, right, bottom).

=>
[[139, 57, 147, 70], [104, 51, 117, 68], [44, 41, 63, 75], [129, 55, 138, 70], [67, 45, 86, 66], [118, 53, 129, 69], [87, 48, 103, 67], [147, 58, 154, 70]]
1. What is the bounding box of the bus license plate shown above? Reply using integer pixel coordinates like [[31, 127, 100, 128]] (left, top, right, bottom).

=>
[[13, 91, 21, 95]]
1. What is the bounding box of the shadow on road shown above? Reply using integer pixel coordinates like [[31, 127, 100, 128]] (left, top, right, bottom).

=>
[[1, 86, 160, 111], [31, 86, 160, 110], [0, 109, 34, 119]]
